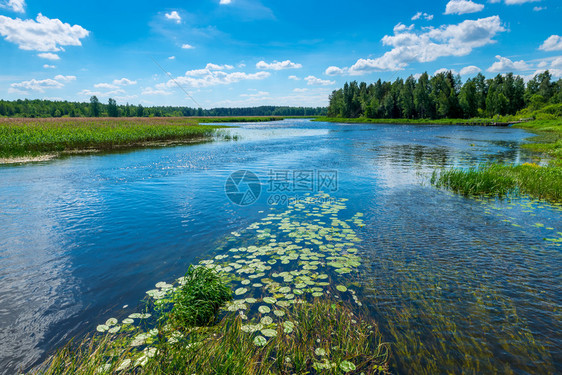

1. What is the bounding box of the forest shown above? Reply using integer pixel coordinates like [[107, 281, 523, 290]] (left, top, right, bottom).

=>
[[327, 70, 562, 119], [0, 98, 327, 118]]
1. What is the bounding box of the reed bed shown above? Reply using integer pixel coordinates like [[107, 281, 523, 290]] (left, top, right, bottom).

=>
[[431, 163, 562, 202], [0, 117, 226, 158]]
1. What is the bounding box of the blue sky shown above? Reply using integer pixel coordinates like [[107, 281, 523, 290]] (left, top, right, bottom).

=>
[[1, 0, 561, 108]]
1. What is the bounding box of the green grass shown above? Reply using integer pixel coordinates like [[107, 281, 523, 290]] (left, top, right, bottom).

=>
[[431, 163, 562, 202], [0, 116, 281, 159], [167, 266, 232, 329], [34, 282, 390, 374]]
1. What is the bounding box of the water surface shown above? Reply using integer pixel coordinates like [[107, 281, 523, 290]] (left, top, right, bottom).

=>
[[0, 119, 560, 374]]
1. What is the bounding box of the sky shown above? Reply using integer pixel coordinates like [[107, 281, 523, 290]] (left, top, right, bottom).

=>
[[1, 0, 561, 108]]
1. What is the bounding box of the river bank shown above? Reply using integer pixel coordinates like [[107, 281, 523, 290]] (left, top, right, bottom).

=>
[[0, 117, 282, 164]]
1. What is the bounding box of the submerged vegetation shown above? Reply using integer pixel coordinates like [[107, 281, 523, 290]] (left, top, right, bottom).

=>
[[34, 195, 390, 374]]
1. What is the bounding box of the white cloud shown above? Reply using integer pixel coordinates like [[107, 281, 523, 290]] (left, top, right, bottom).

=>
[[255, 60, 303, 70], [158, 65, 271, 89], [434, 68, 458, 75], [460, 65, 482, 75], [539, 35, 562, 52], [342, 16, 505, 75], [393, 23, 414, 33], [304, 75, 335, 86], [168, 56, 175, 60], [0, 0, 25, 13], [487, 55, 532, 72], [412, 12, 433, 21], [37, 52, 60, 60], [79, 88, 125, 97], [240, 91, 269, 98], [43, 64, 55, 69], [445, 0, 485, 15], [288, 75, 300, 80], [293, 88, 308, 92], [219, 0, 232, 4], [94, 83, 118, 89], [325, 66, 346, 76], [9, 74, 75, 93], [142, 87, 173, 96], [533, 6, 546, 11], [54, 75, 75, 82], [113, 78, 137, 85], [551, 57, 562, 69], [0, 13, 89, 52], [181, 43, 194, 49], [205, 63, 234, 70], [165, 11, 181, 24]]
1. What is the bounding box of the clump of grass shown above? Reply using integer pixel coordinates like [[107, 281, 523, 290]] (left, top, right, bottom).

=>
[[167, 266, 232, 329], [431, 163, 562, 202], [35, 299, 389, 375]]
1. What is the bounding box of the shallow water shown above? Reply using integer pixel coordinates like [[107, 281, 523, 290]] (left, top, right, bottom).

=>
[[0, 119, 560, 374]]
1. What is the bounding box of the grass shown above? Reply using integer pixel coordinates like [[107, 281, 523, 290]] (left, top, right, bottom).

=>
[[33, 273, 390, 374], [167, 266, 232, 329], [0, 116, 281, 160]]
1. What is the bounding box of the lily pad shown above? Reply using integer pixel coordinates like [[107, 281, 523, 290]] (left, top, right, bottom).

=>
[[258, 306, 271, 314], [253, 335, 267, 347], [235, 288, 248, 295], [336, 285, 348, 292], [340, 360, 356, 372]]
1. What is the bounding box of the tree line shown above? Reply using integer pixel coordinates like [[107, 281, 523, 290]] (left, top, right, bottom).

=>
[[0, 97, 327, 118], [328, 70, 562, 119]]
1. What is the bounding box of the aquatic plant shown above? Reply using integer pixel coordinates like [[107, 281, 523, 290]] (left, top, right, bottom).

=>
[[431, 163, 562, 202], [167, 265, 232, 329]]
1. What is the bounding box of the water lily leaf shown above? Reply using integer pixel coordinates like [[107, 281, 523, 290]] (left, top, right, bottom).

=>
[[260, 316, 273, 325], [263, 297, 277, 304], [261, 328, 277, 337], [253, 335, 267, 347], [235, 288, 248, 295], [315, 348, 327, 356], [258, 306, 271, 314], [340, 360, 356, 372], [96, 324, 109, 333], [336, 285, 348, 292]]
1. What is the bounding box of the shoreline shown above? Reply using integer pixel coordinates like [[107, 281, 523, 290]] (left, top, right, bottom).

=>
[[314, 116, 524, 126]]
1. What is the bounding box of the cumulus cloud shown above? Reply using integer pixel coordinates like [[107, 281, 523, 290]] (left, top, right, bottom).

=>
[[335, 16, 505, 75], [412, 12, 433, 21], [10, 74, 74, 93], [460, 65, 482, 75], [304, 75, 335, 86], [157, 64, 271, 89], [181, 43, 194, 49], [113, 78, 137, 85], [533, 6, 546, 11], [393, 23, 414, 33], [434, 68, 458, 75], [165, 11, 181, 24], [37, 52, 59, 60], [255, 60, 303, 70], [43, 64, 55, 69], [0, 13, 89, 52], [168, 56, 175, 60], [325, 66, 346, 76], [219, 0, 232, 4], [487, 55, 532, 72], [54, 75, 76, 82], [445, 0, 485, 15], [288, 75, 300, 80], [551, 57, 562, 69], [539, 35, 562, 51], [0, 0, 25, 13]]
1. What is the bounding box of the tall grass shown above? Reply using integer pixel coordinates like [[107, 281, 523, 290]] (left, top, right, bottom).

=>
[[167, 266, 232, 329], [35, 299, 389, 375], [432, 163, 562, 202], [0, 117, 225, 158]]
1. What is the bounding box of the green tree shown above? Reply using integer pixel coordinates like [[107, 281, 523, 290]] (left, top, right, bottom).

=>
[[90, 96, 100, 117], [107, 98, 119, 117]]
